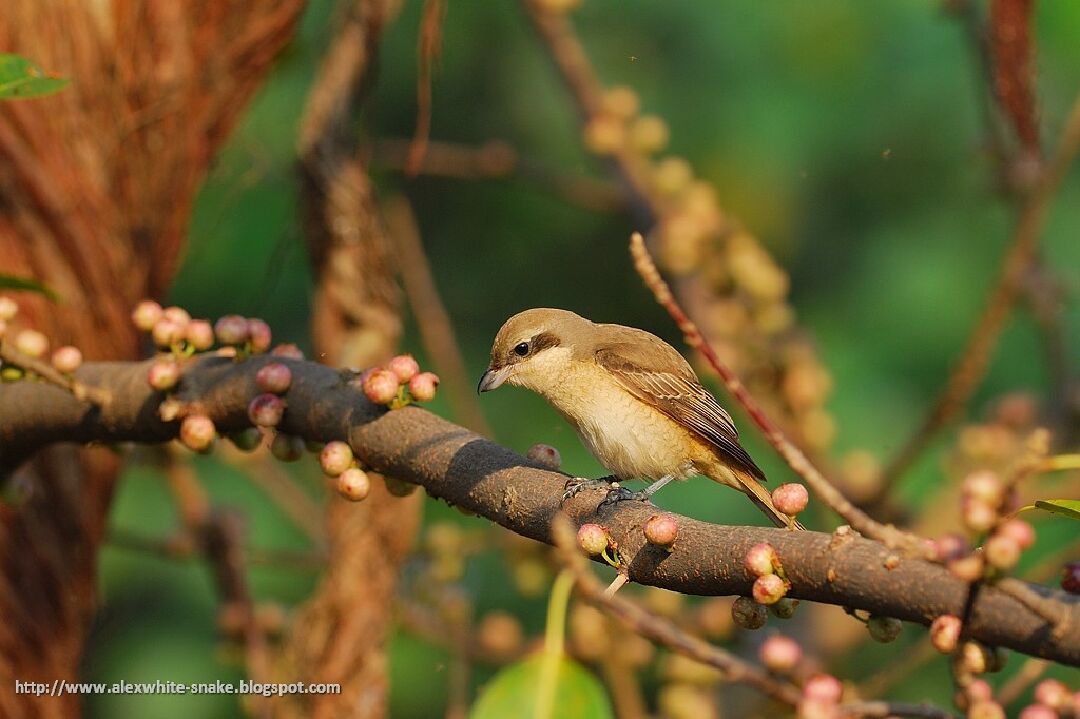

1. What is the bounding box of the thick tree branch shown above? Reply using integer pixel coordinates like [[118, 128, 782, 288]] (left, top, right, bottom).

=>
[[2, 356, 1078, 667]]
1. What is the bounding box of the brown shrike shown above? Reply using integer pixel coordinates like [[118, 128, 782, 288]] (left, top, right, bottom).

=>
[[478, 308, 801, 530]]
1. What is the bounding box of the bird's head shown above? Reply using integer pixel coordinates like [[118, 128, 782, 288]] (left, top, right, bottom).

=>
[[477, 308, 588, 394]]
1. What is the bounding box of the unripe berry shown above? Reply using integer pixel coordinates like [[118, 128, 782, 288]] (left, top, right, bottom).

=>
[[320, 441, 354, 477], [1018, 705, 1056, 719], [866, 615, 902, 643], [363, 369, 399, 405], [248, 393, 285, 427], [731, 596, 767, 630], [752, 574, 788, 605], [996, 519, 1035, 550], [577, 523, 610, 555], [643, 513, 679, 547], [803, 674, 843, 703], [0, 296, 18, 321], [967, 701, 1005, 719], [759, 634, 801, 673], [601, 85, 639, 119], [384, 475, 418, 497], [256, 362, 292, 394], [526, 443, 561, 470], [15, 329, 48, 357], [162, 306, 190, 329], [51, 346, 82, 373], [948, 554, 985, 583], [147, 359, 180, 391], [214, 315, 249, 346], [960, 640, 990, 674], [408, 371, 439, 402], [1063, 560, 1080, 594], [152, 318, 184, 349], [387, 354, 420, 383], [271, 343, 304, 359], [983, 534, 1021, 570], [583, 115, 625, 155], [247, 318, 272, 353], [131, 300, 161, 331], [771, 483, 809, 516], [1034, 679, 1069, 709], [768, 597, 800, 619], [963, 470, 1005, 507], [229, 428, 262, 452], [270, 433, 304, 462], [337, 467, 371, 501], [186, 320, 215, 351], [744, 542, 778, 577], [930, 614, 961, 654], [180, 414, 216, 452]]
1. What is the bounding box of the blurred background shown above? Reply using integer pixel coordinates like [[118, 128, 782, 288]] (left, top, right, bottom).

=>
[[82, 0, 1080, 716]]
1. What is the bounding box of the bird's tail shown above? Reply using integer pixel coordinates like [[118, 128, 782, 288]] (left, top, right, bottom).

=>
[[726, 466, 805, 530]]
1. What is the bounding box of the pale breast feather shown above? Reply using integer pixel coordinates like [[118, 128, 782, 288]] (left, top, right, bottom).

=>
[[594, 344, 767, 482]]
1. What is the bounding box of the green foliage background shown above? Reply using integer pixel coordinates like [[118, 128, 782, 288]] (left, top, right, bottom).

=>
[[85, 1, 1080, 716]]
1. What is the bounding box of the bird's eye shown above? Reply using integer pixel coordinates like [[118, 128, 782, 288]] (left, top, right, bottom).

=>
[[514, 342, 530, 357]]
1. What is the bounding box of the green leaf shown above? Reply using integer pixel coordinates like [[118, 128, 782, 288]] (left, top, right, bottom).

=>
[[0, 274, 57, 300], [1033, 499, 1080, 521], [469, 654, 614, 719], [0, 54, 69, 100]]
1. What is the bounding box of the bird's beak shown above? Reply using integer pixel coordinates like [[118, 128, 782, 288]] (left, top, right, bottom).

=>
[[477, 366, 511, 393]]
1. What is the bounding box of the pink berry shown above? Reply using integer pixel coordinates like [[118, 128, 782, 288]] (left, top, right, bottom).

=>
[[51, 346, 82, 373], [967, 679, 993, 702], [162, 306, 191, 330], [388, 354, 421, 382], [963, 470, 1005, 507], [866, 615, 902, 643], [247, 318, 272, 353], [752, 573, 788, 605], [214, 315, 250, 346], [577, 523, 610, 555], [771, 483, 808, 516], [180, 415, 216, 452], [271, 343, 304, 359], [643, 513, 678, 547], [967, 701, 1005, 719], [320, 441, 354, 477], [152, 318, 184, 349], [996, 519, 1035, 550], [759, 635, 801, 672], [984, 534, 1021, 570], [147, 360, 180, 391], [933, 533, 969, 562], [803, 674, 843, 703], [930, 614, 961, 654], [1063, 561, 1080, 594], [270, 433, 304, 462], [1034, 679, 1069, 709], [131, 300, 162, 331], [526, 443, 562, 470], [337, 467, 371, 501], [186, 320, 215, 351], [744, 542, 778, 577], [948, 554, 985, 582], [256, 362, 292, 394], [15, 329, 48, 357], [408, 371, 439, 402], [731, 596, 767, 630], [0, 296, 18, 321], [248, 393, 285, 427], [363, 369, 400, 405], [1018, 705, 1057, 719]]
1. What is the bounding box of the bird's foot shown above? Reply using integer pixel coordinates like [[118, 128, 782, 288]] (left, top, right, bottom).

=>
[[562, 476, 619, 502], [598, 486, 652, 509]]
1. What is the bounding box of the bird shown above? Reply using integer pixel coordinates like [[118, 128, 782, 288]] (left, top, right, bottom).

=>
[[477, 308, 802, 530]]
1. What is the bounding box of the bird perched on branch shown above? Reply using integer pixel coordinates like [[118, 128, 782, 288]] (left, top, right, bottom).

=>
[[478, 308, 801, 529]]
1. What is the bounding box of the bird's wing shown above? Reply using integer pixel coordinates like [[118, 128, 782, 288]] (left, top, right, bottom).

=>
[[595, 336, 766, 482]]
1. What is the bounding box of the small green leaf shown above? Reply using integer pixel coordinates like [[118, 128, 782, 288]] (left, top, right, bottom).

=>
[[0, 274, 57, 300], [1033, 499, 1080, 521], [0, 54, 69, 100], [469, 654, 613, 719]]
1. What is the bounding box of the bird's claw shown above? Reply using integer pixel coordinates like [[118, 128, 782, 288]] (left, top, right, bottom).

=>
[[598, 486, 650, 508], [562, 477, 618, 503]]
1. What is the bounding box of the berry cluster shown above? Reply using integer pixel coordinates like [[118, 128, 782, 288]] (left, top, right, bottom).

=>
[[359, 354, 440, 408], [0, 296, 84, 379]]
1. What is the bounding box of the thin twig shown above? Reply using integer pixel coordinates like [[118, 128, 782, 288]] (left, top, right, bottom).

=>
[[878, 91, 1080, 494], [996, 578, 1073, 640], [0, 340, 109, 405], [629, 233, 931, 556], [996, 656, 1049, 706], [107, 528, 327, 570]]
